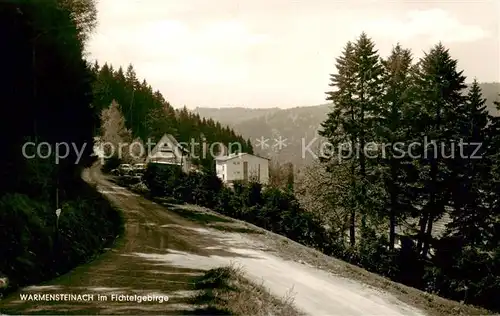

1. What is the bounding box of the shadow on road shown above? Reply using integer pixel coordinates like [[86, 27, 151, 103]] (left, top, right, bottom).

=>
[[161, 204, 263, 235], [166, 205, 232, 225], [0, 166, 259, 315]]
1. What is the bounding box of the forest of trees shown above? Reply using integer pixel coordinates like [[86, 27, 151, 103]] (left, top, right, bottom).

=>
[[0, 0, 122, 295], [91, 63, 253, 169], [140, 33, 500, 312], [313, 33, 500, 309], [2, 0, 499, 313], [0, 0, 251, 296], [268, 161, 294, 191]]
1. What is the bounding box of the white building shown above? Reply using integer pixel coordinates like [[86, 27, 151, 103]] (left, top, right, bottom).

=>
[[146, 134, 191, 173], [215, 153, 270, 185]]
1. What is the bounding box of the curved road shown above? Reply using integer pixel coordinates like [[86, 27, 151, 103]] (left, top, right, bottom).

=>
[[0, 166, 425, 315]]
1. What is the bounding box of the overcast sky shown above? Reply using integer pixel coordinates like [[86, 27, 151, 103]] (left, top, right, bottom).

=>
[[87, 0, 500, 109]]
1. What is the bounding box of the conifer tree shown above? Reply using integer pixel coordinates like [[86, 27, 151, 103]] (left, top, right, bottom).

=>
[[446, 80, 491, 247], [411, 43, 468, 257], [319, 41, 359, 246], [91, 62, 249, 167], [351, 32, 384, 231], [377, 44, 416, 249], [320, 33, 384, 246], [474, 95, 500, 251]]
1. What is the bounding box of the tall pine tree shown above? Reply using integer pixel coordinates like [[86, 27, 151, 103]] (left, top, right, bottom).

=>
[[351, 33, 384, 232], [319, 41, 359, 246], [377, 44, 416, 249], [411, 43, 467, 257], [446, 80, 491, 247]]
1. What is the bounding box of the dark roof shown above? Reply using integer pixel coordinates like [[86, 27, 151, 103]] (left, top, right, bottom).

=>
[[395, 212, 452, 239], [166, 134, 190, 153], [152, 134, 189, 155]]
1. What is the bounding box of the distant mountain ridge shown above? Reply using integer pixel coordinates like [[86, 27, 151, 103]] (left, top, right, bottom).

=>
[[193, 106, 281, 125], [193, 83, 500, 167]]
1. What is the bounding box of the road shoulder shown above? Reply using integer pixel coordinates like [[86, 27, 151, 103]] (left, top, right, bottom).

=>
[[164, 202, 491, 316]]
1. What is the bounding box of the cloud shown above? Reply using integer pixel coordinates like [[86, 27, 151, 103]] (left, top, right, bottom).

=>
[[87, 1, 498, 108], [87, 1, 269, 85], [95, 0, 201, 25], [360, 8, 489, 44]]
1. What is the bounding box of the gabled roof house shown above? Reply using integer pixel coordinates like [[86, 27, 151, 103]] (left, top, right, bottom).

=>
[[147, 134, 191, 172]]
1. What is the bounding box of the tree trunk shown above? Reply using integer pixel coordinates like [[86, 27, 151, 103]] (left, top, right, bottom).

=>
[[350, 209, 356, 247], [416, 211, 429, 253], [423, 148, 438, 257], [350, 159, 356, 247], [359, 81, 367, 231], [389, 162, 398, 249], [422, 213, 434, 258], [389, 199, 396, 250]]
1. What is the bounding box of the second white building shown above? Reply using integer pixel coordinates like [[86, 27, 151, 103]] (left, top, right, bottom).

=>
[[215, 153, 270, 185]]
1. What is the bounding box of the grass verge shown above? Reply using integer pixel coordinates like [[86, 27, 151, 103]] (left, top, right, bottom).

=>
[[0, 172, 124, 302], [252, 229, 493, 316], [113, 175, 492, 315], [189, 265, 304, 316], [153, 201, 493, 316]]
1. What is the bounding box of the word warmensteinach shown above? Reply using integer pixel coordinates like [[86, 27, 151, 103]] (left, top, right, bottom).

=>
[[19, 293, 169, 303]]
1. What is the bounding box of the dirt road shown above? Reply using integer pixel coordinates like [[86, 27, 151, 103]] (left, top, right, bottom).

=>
[[0, 166, 425, 315]]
